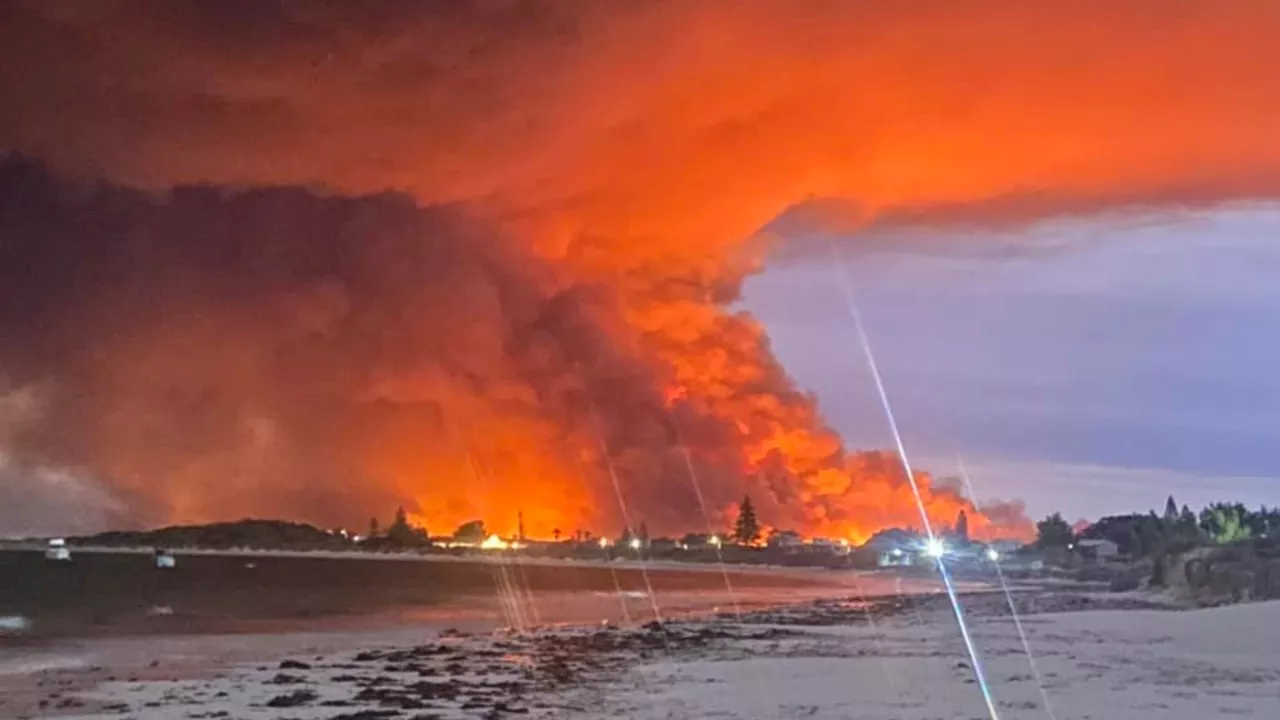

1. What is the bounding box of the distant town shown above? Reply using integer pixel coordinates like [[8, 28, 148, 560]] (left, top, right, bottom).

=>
[[15, 494, 1279, 586]]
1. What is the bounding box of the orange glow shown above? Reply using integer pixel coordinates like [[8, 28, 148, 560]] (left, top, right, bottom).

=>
[[5, 3, 1278, 542]]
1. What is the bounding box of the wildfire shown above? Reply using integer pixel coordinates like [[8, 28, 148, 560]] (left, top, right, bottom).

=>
[[3, 3, 1268, 543]]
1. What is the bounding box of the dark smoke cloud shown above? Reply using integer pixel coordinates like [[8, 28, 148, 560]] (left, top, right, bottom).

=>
[[0, 155, 726, 535]]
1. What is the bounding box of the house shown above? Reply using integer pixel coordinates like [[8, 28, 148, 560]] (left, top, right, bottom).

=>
[[805, 538, 850, 555], [767, 529, 804, 550], [648, 538, 680, 553], [859, 528, 923, 567], [987, 539, 1025, 556], [679, 533, 723, 549], [1074, 538, 1120, 562]]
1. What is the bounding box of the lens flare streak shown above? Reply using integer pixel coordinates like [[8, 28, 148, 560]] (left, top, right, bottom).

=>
[[672, 419, 742, 619], [584, 392, 668, 638], [832, 247, 1000, 720], [957, 458, 1058, 720]]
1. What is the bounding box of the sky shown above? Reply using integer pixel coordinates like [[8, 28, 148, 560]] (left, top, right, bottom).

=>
[[3, 3, 1280, 539], [745, 207, 1280, 523]]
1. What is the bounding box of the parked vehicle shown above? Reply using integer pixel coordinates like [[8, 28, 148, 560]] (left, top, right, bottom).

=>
[[154, 547, 176, 569], [44, 538, 72, 562]]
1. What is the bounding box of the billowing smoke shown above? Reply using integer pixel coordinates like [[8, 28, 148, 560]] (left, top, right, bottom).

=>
[[4, 2, 1280, 538], [0, 157, 985, 539]]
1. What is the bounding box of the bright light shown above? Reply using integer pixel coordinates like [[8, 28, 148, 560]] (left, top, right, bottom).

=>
[[480, 534, 509, 550], [985, 548, 1000, 562], [890, 547, 904, 557], [629, 538, 642, 550], [924, 537, 947, 558], [708, 535, 722, 547], [598, 537, 610, 548]]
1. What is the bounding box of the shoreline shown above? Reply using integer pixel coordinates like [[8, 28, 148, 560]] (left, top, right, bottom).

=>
[[1, 544, 885, 577], [2, 548, 984, 643], [4, 583, 1241, 720]]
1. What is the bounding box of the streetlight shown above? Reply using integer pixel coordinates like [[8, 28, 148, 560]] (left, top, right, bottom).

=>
[[985, 547, 1000, 562], [924, 537, 947, 558], [629, 537, 642, 550]]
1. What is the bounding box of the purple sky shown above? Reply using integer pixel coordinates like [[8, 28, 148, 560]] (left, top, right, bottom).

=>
[[743, 207, 1280, 523]]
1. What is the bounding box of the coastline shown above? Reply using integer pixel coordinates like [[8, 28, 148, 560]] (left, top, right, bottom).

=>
[[0, 543, 885, 576], [9, 581, 1272, 720], [2, 547, 980, 642]]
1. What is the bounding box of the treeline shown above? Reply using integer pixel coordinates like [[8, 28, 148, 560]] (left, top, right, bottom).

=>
[[1034, 497, 1280, 586], [1037, 497, 1280, 556]]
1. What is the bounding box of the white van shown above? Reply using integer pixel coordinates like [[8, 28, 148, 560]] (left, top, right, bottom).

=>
[[44, 538, 72, 562]]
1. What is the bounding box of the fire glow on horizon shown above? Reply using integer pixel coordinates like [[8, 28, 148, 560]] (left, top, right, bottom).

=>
[[2, 3, 1279, 540]]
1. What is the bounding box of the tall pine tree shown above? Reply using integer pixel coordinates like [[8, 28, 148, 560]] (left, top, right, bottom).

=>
[[734, 495, 761, 545], [954, 509, 970, 543]]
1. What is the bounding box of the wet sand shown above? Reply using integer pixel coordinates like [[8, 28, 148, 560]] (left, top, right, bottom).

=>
[[9, 586, 1266, 720], [0, 549, 962, 719]]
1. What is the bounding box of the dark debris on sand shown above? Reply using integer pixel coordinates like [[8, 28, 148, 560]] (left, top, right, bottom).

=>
[[264, 688, 319, 707], [227, 619, 806, 718]]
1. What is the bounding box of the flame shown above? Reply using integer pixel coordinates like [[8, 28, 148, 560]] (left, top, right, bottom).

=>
[[3, 3, 1273, 542]]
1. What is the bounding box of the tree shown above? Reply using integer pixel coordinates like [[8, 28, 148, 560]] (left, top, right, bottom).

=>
[[368, 516, 380, 539], [386, 506, 421, 545], [734, 495, 761, 545], [372, 506, 428, 548], [552, 528, 562, 542], [638, 522, 650, 543], [1035, 513, 1073, 549], [453, 519, 487, 545], [390, 506, 409, 532], [1179, 504, 1197, 526], [1200, 503, 1252, 544], [1137, 513, 1165, 557], [1150, 552, 1168, 587], [954, 510, 970, 543], [1081, 513, 1165, 557], [1164, 495, 1179, 522], [1168, 504, 1203, 553]]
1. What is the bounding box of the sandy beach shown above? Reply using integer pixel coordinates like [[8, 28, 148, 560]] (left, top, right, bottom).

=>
[[5, 577, 1277, 720]]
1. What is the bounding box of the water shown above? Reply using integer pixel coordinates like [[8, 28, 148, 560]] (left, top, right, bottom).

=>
[[0, 549, 899, 641]]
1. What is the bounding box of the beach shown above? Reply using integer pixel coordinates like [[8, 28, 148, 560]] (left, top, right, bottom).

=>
[[5, 551, 1277, 720]]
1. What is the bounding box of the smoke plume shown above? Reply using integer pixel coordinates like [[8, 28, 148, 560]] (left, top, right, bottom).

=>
[[3, 2, 1280, 537]]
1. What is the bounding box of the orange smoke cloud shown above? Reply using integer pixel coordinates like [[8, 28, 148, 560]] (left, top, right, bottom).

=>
[[3, 2, 1280, 539]]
